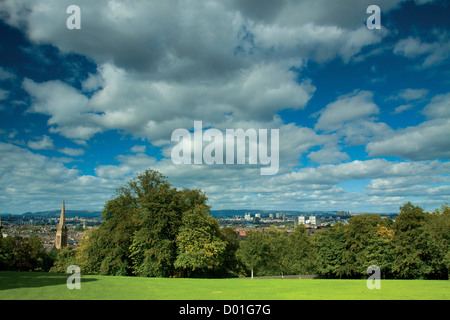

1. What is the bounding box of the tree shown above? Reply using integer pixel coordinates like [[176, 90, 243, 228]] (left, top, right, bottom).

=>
[[423, 203, 450, 279], [314, 222, 347, 278], [77, 169, 224, 278], [174, 205, 226, 277], [77, 191, 137, 275], [0, 236, 53, 272], [342, 214, 394, 278], [218, 227, 244, 277], [270, 228, 290, 278], [392, 202, 432, 279], [285, 224, 317, 276], [238, 230, 272, 279], [50, 246, 77, 273]]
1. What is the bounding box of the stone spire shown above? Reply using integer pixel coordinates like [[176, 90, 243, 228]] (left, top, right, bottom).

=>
[[55, 200, 68, 249]]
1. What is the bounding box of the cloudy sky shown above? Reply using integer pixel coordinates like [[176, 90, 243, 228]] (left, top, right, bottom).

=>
[[0, 0, 449, 214]]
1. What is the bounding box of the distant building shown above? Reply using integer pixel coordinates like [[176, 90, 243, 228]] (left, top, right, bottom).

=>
[[310, 216, 317, 225], [298, 216, 305, 225], [55, 201, 68, 249]]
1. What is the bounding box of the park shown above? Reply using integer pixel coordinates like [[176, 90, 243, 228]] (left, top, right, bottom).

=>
[[1, 271, 448, 300]]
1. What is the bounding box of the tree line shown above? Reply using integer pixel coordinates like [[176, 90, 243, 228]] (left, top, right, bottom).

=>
[[1, 170, 449, 279]]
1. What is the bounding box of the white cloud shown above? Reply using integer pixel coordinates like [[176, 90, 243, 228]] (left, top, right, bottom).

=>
[[315, 91, 379, 132], [393, 104, 413, 114], [422, 92, 450, 119], [58, 147, 85, 157], [0, 66, 15, 81], [0, 142, 117, 213], [307, 145, 350, 164], [367, 93, 450, 160], [23, 78, 102, 141], [277, 159, 450, 187], [394, 30, 450, 68], [0, 88, 8, 100], [395, 88, 429, 101], [27, 135, 55, 150], [24, 62, 315, 144], [130, 145, 146, 153], [367, 119, 450, 160]]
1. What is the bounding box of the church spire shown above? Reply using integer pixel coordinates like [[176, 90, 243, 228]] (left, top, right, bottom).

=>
[[60, 200, 66, 227], [55, 200, 68, 249]]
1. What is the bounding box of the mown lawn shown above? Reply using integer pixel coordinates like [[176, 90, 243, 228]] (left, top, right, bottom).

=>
[[0, 271, 448, 300]]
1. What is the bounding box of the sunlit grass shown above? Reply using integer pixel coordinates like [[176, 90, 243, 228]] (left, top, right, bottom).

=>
[[1, 271, 448, 300]]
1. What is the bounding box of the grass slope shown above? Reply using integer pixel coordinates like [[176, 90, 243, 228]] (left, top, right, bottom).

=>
[[0, 271, 448, 300]]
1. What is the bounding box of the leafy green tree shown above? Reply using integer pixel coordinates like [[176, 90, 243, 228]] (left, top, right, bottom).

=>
[[238, 230, 272, 279], [270, 228, 290, 277], [342, 214, 394, 278], [392, 202, 432, 279], [129, 186, 209, 277], [0, 236, 53, 271], [218, 227, 245, 277], [314, 222, 347, 278], [50, 246, 77, 273], [0, 236, 15, 270], [77, 192, 137, 275], [285, 224, 317, 275], [423, 204, 450, 279], [77, 169, 223, 278], [174, 205, 226, 277]]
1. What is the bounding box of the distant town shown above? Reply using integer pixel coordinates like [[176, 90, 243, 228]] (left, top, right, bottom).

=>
[[216, 210, 398, 238], [0, 208, 398, 249]]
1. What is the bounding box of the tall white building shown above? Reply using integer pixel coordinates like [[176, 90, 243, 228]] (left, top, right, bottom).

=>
[[298, 216, 305, 224], [310, 216, 316, 225]]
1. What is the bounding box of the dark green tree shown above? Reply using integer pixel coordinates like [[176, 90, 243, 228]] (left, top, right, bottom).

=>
[[50, 246, 78, 273], [423, 203, 450, 279], [314, 222, 347, 278], [77, 169, 224, 278], [285, 224, 317, 275], [342, 214, 394, 278], [392, 202, 432, 279], [174, 205, 227, 277], [0, 236, 53, 271], [218, 227, 244, 277], [238, 230, 272, 279]]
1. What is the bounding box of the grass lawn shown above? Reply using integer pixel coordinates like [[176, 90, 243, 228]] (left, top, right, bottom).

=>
[[0, 271, 448, 300]]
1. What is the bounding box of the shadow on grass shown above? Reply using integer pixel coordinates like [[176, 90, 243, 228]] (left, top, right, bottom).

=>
[[0, 271, 98, 291]]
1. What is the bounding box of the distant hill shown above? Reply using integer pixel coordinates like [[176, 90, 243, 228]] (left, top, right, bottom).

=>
[[20, 210, 102, 218]]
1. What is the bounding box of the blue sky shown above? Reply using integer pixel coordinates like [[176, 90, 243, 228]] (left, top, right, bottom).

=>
[[0, 0, 449, 214]]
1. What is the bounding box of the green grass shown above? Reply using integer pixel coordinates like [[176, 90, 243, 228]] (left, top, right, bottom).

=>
[[0, 271, 448, 300]]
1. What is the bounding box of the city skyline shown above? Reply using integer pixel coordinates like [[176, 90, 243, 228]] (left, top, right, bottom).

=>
[[0, 0, 449, 214]]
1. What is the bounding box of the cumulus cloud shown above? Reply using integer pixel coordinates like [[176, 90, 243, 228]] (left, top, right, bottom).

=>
[[58, 147, 85, 157], [0, 142, 116, 213], [27, 135, 55, 150], [23, 62, 315, 144], [367, 93, 450, 160], [315, 91, 379, 132], [394, 30, 450, 68], [23, 78, 101, 140]]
